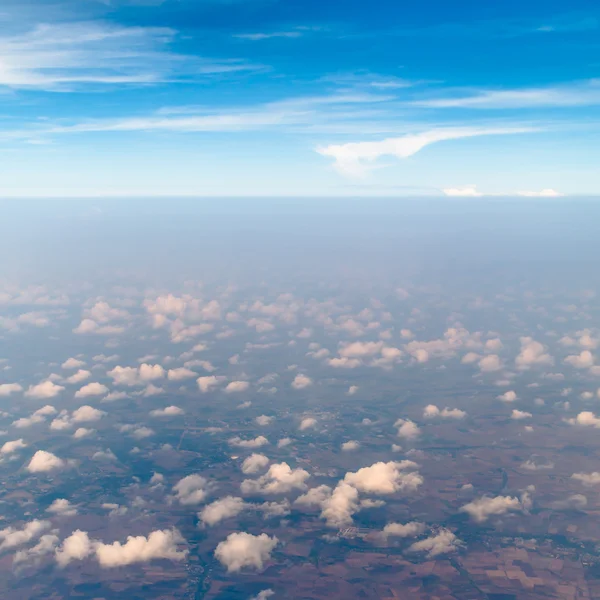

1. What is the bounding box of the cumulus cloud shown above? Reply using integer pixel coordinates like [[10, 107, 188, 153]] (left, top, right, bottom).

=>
[[27, 450, 68, 473], [167, 367, 197, 381], [47, 499, 78, 516], [225, 381, 250, 393], [0, 519, 51, 551], [294, 485, 332, 507], [229, 435, 269, 448], [341, 440, 360, 451], [0, 438, 27, 455], [478, 354, 503, 372], [199, 496, 247, 526], [572, 472, 600, 486], [108, 364, 165, 386], [320, 482, 359, 528], [250, 590, 275, 600], [215, 532, 278, 572], [460, 495, 522, 522], [65, 369, 91, 384], [74, 382, 109, 398], [515, 337, 553, 369], [173, 474, 209, 505], [197, 375, 222, 393], [394, 418, 420, 440], [255, 415, 274, 426], [511, 409, 532, 420], [423, 405, 466, 419], [150, 405, 184, 417], [564, 351, 594, 369], [241, 453, 270, 474], [14, 533, 59, 565], [62, 358, 85, 369], [55, 530, 93, 566], [497, 390, 517, 402], [382, 521, 425, 538], [407, 529, 460, 557], [241, 462, 310, 495], [0, 383, 23, 396], [24, 381, 64, 399], [567, 411, 600, 428], [51, 405, 105, 430], [299, 417, 317, 431], [344, 461, 423, 494], [12, 404, 57, 428], [73, 427, 95, 439], [95, 529, 187, 567], [291, 374, 312, 389]]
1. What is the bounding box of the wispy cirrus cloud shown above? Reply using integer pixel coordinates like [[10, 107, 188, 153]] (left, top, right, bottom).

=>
[[0, 21, 260, 91], [234, 31, 303, 41]]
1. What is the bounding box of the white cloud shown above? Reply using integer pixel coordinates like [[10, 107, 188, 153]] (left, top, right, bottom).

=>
[[150, 405, 184, 417], [95, 529, 187, 568], [62, 358, 85, 369], [460, 495, 522, 522], [291, 374, 312, 389], [225, 381, 250, 393], [173, 474, 209, 505], [317, 126, 534, 177], [73, 427, 95, 439], [341, 440, 360, 451], [47, 499, 77, 516], [497, 390, 517, 402], [572, 472, 600, 486], [229, 435, 269, 448], [241, 453, 270, 474], [382, 521, 425, 538], [51, 405, 105, 431], [27, 450, 68, 473], [55, 530, 93, 567], [320, 482, 359, 528], [0, 383, 23, 396], [0, 438, 27, 455], [277, 437, 292, 448], [394, 418, 420, 440], [567, 411, 600, 428], [511, 409, 532, 420], [564, 351, 594, 369], [197, 375, 222, 393], [0, 519, 50, 551], [14, 533, 59, 564], [344, 461, 423, 495], [249, 590, 275, 600], [294, 485, 332, 507], [241, 462, 310, 495], [255, 415, 274, 426], [108, 364, 165, 386], [65, 369, 91, 384], [215, 532, 278, 572], [12, 404, 56, 428], [199, 496, 247, 526], [299, 417, 317, 431], [92, 448, 117, 461], [517, 189, 564, 197], [478, 354, 503, 372], [24, 380, 64, 399], [443, 185, 483, 197], [407, 529, 460, 557], [74, 382, 109, 398], [515, 337, 553, 369], [423, 404, 466, 419], [167, 367, 197, 381]]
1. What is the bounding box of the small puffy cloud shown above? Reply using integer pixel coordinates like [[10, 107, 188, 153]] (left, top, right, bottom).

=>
[[14, 533, 59, 564], [572, 472, 600, 486], [564, 351, 594, 369], [215, 532, 278, 572], [119, 424, 154, 439], [294, 485, 332, 507], [394, 418, 420, 440], [407, 529, 460, 557], [225, 381, 250, 393], [52, 405, 105, 431], [0, 383, 23, 397], [102, 391, 129, 402], [344, 461, 423, 495], [0, 519, 50, 551], [328, 357, 362, 369], [511, 409, 532, 420], [0, 438, 27, 455], [241, 453, 270, 474], [92, 448, 117, 461], [173, 474, 209, 505], [250, 590, 275, 600], [74, 382, 108, 398], [55, 530, 93, 567], [150, 405, 184, 417], [382, 521, 426, 538], [62, 358, 85, 369], [515, 337, 553, 369], [199, 496, 247, 526], [27, 450, 67, 473], [95, 529, 187, 568], [241, 462, 310, 495], [460, 495, 522, 522], [291, 374, 312, 389], [567, 411, 600, 428], [299, 417, 317, 431], [347, 385, 359, 395], [65, 369, 91, 385], [229, 435, 269, 448], [461, 352, 480, 364], [255, 415, 274, 426], [478, 354, 503, 372], [341, 440, 360, 451], [497, 390, 517, 402], [12, 405, 56, 428], [24, 381, 64, 399], [551, 494, 587, 510], [197, 375, 222, 393], [320, 482, 359, 528], [338, 341, 384, 358], [423, 405, 466, 419], [277, 437, 292, 448], [167, 367, 198, 381], [47, 499, 77, 516], [108, 364, 165, 386], [73, 427, 95, 439]]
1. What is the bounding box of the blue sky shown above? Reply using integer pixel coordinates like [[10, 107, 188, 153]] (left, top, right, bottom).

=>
[[1, 0, 600, 197]]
